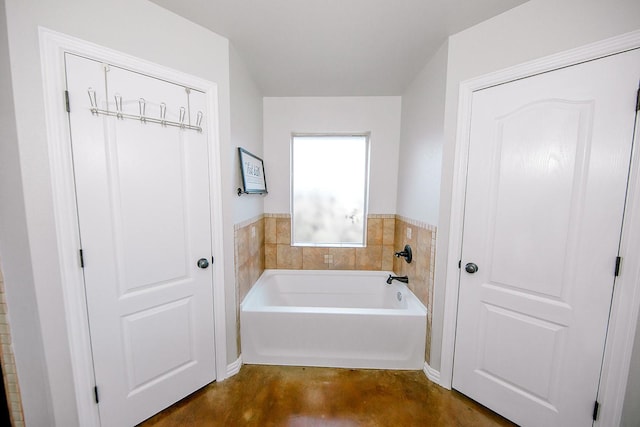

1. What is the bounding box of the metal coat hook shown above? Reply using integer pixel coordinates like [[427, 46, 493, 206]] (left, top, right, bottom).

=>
[[195, 111, 203, 129], [87, 88, 98, 114], [138, 98, 146, 123], [114, 94, 123, 119], [160, 103, 167, 126], [179, 107, 186, 129]]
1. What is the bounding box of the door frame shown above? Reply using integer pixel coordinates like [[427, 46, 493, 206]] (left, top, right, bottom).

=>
[[39, 28, 228, 427], [440, 29, 640, 427]]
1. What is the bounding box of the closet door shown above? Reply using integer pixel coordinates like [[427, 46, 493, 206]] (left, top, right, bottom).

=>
[[453, 48, 640, 426], [65, 54, 216, 426]]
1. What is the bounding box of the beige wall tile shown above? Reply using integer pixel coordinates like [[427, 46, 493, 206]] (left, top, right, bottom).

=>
[[417, 227, 431, 255], [382, 245, 395, 271], [383, 218, 395, 245], [265, 244, 277, 269], [237, 261, 250, 300], [302, 247, 329, 270], [276, 244, 303, 269], [276, 218, 291, 244], [367, 218, 383, 245], [355, 245, 382, 270], [329, 248, 356, 270], [265, 217, 276, 244], [256, 219, 265, 251], [237, 226, 250, 266]]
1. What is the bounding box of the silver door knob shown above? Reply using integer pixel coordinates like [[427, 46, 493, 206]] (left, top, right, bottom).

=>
[[465, 262, 478, 274], [197, 258, 209, 269]]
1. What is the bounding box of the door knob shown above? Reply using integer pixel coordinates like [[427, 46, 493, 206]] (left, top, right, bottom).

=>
[[465, 262, 478, 274], [197, 258, 209, 269]]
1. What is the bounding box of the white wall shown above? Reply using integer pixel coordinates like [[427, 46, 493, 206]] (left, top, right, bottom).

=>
[[396, 40, 448, 225], [263, 97, 402, 215], [2, 0, 234, 425], [230, 45, 264, 224], [0, 1, 53, 424], [432, 0, 640, 376]]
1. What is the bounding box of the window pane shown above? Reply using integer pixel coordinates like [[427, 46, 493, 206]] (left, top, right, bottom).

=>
[[292, 135, 369, 246]]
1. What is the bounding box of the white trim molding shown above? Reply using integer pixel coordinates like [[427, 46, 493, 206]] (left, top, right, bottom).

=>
[[226, 356, 243, 378], [38, 27, 228, 427], [423, 362, 441, 385], [440, 29, 640, 427]]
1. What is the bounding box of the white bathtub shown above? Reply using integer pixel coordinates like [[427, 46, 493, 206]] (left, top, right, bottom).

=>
[[240, 269, 427, 370]]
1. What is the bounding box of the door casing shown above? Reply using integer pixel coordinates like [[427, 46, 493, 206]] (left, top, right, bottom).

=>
[[441, 29, 640, 427], [39, 28, 228, 427]]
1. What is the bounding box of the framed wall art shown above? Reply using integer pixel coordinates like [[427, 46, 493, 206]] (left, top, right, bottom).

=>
[[237, 147, 268, 195]]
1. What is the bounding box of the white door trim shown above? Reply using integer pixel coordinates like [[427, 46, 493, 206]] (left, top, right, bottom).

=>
[[38, 27, 228, 427], [441, 29, 640, 427]]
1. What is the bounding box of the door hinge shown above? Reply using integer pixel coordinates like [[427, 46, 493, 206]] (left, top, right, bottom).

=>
[[94, 386, 99, 404], [592, 400, 600, 421], [64, 90, 70, 113], [615, 256, 622, 277], [79, 249, 85, 268], [458, 260, 461, 269], [636, 88, 640, 112]]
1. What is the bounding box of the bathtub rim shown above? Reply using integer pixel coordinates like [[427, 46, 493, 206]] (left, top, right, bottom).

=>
[[241, 269, 428, 316]]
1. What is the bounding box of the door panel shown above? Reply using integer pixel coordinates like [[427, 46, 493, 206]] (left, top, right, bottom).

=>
[[490, 100, 592, 298], [65, 54, 216, 426], [453, 49, 640, 426]]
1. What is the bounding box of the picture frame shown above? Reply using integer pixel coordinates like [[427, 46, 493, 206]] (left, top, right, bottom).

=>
[[237, 147, 268, 195]]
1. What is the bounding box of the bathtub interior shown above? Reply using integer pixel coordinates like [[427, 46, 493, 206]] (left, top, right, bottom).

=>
[[242, 270, 422, 311]]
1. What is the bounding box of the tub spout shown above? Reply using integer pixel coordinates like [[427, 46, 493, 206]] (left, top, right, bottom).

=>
[[387, 275, 409, 285]]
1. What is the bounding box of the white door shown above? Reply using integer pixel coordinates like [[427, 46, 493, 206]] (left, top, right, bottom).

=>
[[453, 49, 640, 426], [65, 54, 216, 426]]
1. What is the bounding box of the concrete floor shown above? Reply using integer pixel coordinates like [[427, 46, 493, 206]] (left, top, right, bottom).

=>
[[139, 365, 516, 426]]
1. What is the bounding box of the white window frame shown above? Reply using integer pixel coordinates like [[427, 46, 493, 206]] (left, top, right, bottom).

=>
[[290, 133, 371, 247]]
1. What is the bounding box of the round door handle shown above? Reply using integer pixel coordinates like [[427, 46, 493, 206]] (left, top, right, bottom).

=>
[[197, 258, 210, 269], [465, 262, 478, 274]]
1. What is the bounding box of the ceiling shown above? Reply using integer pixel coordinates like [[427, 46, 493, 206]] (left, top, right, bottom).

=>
[[150, 0, 528, 96]]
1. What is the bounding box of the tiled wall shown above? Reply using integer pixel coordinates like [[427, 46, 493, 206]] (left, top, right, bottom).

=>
[[392, 216, 437, 365], [264, 214, 396, 270], [0, 264, 25, 427], [234, 215, 266, 355], [234, 213, 436, 365]]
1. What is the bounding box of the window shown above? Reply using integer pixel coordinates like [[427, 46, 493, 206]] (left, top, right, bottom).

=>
[[291, 134, 370, 247]]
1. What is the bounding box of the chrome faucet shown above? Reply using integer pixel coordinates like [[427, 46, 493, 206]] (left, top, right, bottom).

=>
[[386, 274, 409, 285]]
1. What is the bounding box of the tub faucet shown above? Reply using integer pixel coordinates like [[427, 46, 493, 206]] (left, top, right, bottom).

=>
[[386, 275, 409, 285]]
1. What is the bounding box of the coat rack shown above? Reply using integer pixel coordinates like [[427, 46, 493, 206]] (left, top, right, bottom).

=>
[[87, 88, 203, 132]]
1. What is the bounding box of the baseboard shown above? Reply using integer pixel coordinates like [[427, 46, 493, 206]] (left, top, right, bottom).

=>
[[226, 355, 242, 378], [423, 361, 441, 385]]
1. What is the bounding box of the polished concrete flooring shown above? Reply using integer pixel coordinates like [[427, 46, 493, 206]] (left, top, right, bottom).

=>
[[139, 365, 516, 427]]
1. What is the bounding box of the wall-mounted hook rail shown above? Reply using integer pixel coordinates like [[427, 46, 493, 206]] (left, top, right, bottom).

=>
[[85, 88, 203, 132]]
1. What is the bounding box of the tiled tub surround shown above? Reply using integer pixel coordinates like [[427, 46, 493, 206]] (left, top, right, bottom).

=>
[[393, 216, 436, 364], [234, 216, 266, 303], [234, 216, 266, 355], [265, 214, 396, 270], [234, 213, 436, 365]]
